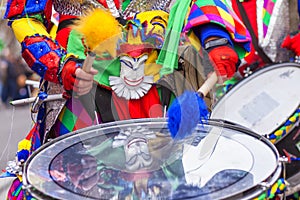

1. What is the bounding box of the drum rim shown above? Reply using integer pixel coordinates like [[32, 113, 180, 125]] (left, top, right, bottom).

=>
[[23, 118, 282, 200], [214, 62, 300, 105], [211, 62, 300, 140]]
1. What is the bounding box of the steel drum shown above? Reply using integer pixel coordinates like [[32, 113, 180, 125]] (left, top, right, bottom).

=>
[[23, 118, 282, 199]]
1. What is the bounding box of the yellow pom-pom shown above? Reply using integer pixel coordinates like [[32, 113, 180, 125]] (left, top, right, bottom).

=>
[[73, 8, 122, 56], [18, 139, 31, 151]]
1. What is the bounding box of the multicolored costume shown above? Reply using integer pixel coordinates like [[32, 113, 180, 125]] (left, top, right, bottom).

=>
[[2, 0, 251, 199], [230, 0, 300, 76]]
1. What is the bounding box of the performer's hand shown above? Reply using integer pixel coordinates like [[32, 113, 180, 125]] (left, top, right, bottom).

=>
[[74, 67, 98, 96], [281, 32, 300, 56], [61, 59, 98, 96], [208, 45, 240, 78]]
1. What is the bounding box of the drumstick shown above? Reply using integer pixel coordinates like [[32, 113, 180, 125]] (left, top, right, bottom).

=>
[[197, 71, 218, 97], [168, 71, 218, 139]]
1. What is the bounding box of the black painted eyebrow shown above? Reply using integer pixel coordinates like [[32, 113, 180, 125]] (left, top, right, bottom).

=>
[[120, 59, 133, 68]]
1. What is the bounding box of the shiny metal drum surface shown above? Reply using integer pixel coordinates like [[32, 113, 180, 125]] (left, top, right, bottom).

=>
[[23, 118, 282, 199]]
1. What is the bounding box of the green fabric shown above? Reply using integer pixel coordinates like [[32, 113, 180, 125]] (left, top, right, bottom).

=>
[[93, 59, 120, 87], [0, 39, 4, 52], [67, 30, 120, 87], [122, 0, 131, 11], [60, 107, 77, 131], [234, 45, 247, 59], [157, 0, 191, 76]]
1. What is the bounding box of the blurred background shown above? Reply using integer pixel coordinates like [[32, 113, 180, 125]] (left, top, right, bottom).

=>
[[0, 0, 34, 171]]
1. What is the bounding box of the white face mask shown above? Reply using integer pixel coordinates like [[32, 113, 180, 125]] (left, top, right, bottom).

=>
[[112, 126, 156, 171], [120, 54, 148, 85], [124, 136, 153, 171], [109, 54, 154, 100]]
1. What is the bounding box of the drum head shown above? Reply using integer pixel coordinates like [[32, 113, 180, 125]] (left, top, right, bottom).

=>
[[211, 63, 300, 136], [23, 118, 281, 200]]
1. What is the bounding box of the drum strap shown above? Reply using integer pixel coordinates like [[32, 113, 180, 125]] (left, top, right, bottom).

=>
[[235, 1, 272, 64]]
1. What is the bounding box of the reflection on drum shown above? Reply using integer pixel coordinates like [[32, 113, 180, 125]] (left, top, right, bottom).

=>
[[210, 62, 300, 196], [23, 118, 282, 199]]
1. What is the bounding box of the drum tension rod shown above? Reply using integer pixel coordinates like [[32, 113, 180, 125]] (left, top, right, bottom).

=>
[[279, 156, 288, 180]]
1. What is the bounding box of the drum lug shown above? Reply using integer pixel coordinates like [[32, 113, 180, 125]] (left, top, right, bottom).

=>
[[279, 156, 289, 163]]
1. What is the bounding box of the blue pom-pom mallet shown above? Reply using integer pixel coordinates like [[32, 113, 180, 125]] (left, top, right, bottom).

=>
[[167, 72, 218, 139]]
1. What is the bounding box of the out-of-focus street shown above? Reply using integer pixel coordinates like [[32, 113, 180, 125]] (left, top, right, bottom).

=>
[[0, 0, 35, 170], [0, 104, 32, 170]]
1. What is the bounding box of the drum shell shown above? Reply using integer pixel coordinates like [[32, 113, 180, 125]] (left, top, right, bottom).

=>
[[211, 62, 300, 196]]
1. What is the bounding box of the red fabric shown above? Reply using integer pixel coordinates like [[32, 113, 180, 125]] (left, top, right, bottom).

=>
[[118, 44, 154, 58], [97, 0, 121, 9], [21, 49, 36, 68], [112, 93, 131, 120], [21, 35, 63, 83], [61, 60, 79, 92], [56, 27, 72, 49], [208, 46, 239, 78], [231, 0, 258, 38], [44, 0, 53, 31], [231, 0, 266, 75], [59, 14, 78, 22], [281, 33, 300, 55], [40, 52, 61, 83], [98, 0, 108, 8], [56, 15, 78, 48], [5, 0, 25, 19], [23, 35, 45, 45], [112, 86, 163, 120], [113, 0, 121, 10]]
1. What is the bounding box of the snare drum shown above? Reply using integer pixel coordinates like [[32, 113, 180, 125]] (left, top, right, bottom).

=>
[[23, 118, 282, 200], [210, 62, 300, 194], [211, 62, 300, 143]]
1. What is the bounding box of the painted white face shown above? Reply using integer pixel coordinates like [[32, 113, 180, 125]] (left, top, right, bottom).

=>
[[120, 54, 149, 87]]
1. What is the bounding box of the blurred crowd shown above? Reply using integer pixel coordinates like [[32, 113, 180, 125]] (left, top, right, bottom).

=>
[[0, 48, 35, 107]]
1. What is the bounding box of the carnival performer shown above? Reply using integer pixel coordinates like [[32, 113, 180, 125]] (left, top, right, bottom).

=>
[[229, 0, 300, 77], [2, 0, 251, 147], [2, 0, 251, 199]]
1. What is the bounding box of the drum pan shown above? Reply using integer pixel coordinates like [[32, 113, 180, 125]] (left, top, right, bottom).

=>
[[23, 118, 282, 199], [211, 62, 300, 194]]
